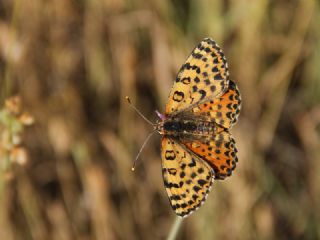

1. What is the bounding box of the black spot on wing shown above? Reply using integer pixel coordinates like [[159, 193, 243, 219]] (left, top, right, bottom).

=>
[[214, 73, 223, 81], [198, 90, 206, 100], [165, 150, 176, 160], [173, 91, 184, 102], [181, 77, 191, 84]]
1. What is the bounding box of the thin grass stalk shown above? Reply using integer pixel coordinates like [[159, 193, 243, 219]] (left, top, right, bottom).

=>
[[166, 217, 184, 240], [2, 0, 20, 102]]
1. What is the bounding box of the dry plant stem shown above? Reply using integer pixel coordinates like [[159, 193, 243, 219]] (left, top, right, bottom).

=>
[[167, 217, 184, 240], [2, 0, 20, 101]]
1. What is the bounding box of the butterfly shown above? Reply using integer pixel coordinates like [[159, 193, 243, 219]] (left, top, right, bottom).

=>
[[128, 38, 241, 218]]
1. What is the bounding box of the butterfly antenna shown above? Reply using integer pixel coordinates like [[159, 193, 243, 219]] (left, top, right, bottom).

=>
[[131, 130, 156, 171], [125, 96, 154, 127]]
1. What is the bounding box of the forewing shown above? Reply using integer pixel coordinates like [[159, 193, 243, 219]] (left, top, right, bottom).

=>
[[182, 131, 238, 180], [165, 38, 229, 115], [161, 137, 214, 217], [191, 80, 241, 129]]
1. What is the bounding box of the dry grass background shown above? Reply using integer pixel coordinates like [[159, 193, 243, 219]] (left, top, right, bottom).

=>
[[0, 0, 320, 239]]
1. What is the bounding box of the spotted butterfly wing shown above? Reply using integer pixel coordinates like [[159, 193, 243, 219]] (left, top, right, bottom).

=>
[[165, 38, 230, 115], [191, 80, 241, 129], [182, 131, 238, 180], [161, 137, 214, 217]]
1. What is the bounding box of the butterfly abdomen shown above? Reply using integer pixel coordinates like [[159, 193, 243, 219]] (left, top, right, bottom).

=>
[[162, 119, 216, 137]]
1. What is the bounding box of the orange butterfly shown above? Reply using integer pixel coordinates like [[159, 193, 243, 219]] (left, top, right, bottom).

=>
[[128, 38, 241, 217]]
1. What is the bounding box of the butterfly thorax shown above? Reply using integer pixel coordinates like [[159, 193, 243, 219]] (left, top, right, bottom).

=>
[[156, 116, 217, 138]]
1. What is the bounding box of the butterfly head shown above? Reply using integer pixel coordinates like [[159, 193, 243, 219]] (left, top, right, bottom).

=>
[[154, 110, 167, 134], [155, 110, 166, 121]]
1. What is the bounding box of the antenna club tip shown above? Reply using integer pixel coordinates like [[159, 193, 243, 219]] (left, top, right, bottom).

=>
[[125, 96, 131, 103]]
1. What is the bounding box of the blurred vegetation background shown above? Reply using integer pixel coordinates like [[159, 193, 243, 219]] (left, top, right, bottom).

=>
[[0, 0, 320, 239]]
